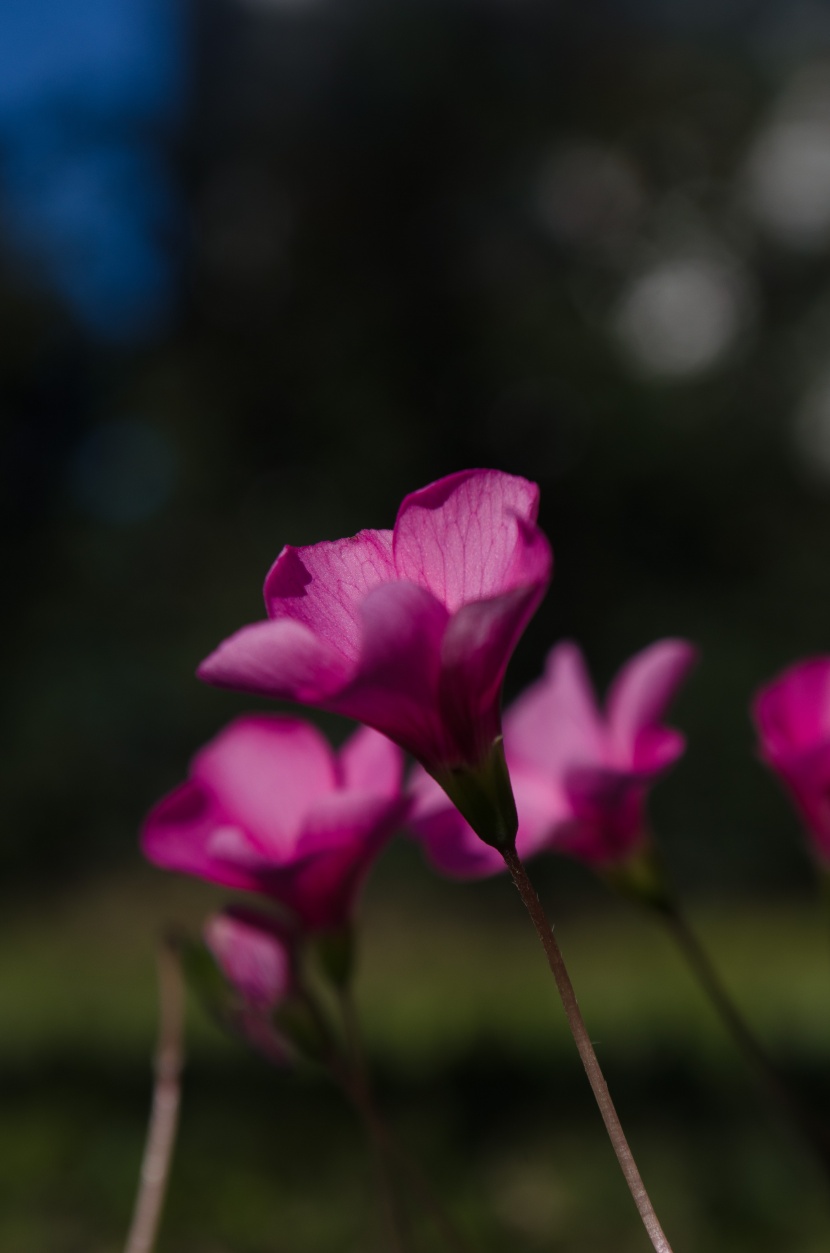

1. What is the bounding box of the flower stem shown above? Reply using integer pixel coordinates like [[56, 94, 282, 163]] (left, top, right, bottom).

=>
[[124, 939, 185, 1253], [660, 902, 830, 1184], [332, 1054, 408, 1253], [338, 986, 475, 1253], [500, 845, 674, 1253]]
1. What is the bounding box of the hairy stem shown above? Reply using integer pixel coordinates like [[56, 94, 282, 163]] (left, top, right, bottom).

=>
[[501, 846, 674, 1253], [124, 940, 185, 1253]]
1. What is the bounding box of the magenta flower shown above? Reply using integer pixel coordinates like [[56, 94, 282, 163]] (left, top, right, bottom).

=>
[[753, 657, 830, 862], [507, 639, 696, 865], [142, 715, 408, 930], [198, 470, 552, 847], [408, 639, 696, 875], [205, 907, 297, 1064]]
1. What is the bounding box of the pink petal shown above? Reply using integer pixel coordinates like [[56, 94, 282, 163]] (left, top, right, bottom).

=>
[[269, 792, 404, 927], [264, 530, 395, 661], [193, 716, 338, 850], [606, 639, 697, 762], [556, 766, 647, 864], [775, 741, 830, 859], [141, 779, 272, 893], [551, 815, 643, 864], [300, 790, 408, 851], [198, 617, 350, 703], [393, 470, 546, 612], [410, 801, 507, 878], [338, 724, 405, 796], [506, 642, 605, 776], [331, 580, 450, 765], [205, 909, 294, 1011], [438, 581, 550, 765], [631, 726, 686, 774], [753, 657, 830, 757]]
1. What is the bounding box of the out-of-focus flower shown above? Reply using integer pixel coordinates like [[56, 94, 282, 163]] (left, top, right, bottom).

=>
[[409, 640, 695, 876], [142, 716, 407, 930], [198, 470, 552, 848], [204, 907, 297, 1065], [753, 657, 830, 861], [509, 640, 696, 865]]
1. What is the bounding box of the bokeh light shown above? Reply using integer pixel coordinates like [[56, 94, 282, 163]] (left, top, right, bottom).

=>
[[612, 254, 753, 380], [744, 61, 830, 250]]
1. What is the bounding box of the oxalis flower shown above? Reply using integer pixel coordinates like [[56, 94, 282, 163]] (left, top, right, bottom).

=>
[[753, 657, 830, 863], [409, 639, 696, 879], [198, 470, 552, 848], [142, 715, 407, 930]]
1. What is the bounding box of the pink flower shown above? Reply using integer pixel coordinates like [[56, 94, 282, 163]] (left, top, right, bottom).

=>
[[198, 470, 552, 847], [142, 715, 407, 930], [205, 907, 297, 1064], [753, 657, 830, 862], [508, 639, 695, 864], [408, 639, 696, 875]]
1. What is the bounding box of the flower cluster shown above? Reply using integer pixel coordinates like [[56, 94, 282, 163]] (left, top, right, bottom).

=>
[[136, 464, 830, 1253], [142, 466, 829, 1050]]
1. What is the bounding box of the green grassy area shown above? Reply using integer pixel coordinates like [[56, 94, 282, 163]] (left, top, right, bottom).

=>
[[3, 856, 830, 1251]]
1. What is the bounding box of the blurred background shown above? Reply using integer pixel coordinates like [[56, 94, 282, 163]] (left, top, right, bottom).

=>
[[5, 0, 830, 1248]]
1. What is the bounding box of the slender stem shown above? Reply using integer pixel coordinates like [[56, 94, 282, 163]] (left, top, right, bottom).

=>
[[124, 940, 185, 1253], [818, 868, 830, 954], [331, 1051, 408, 1253], [501, 845, 674, 1253], [661, 902, 830, 1183], [296, 984, 406, 1253], [338, 987, 475, 1253]]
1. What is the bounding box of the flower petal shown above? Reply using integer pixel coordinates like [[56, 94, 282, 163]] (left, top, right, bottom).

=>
[[753, 657, 830, 757], [438, 580, 550, 764], [773, 742, 830, 859], [141, 779, 273, 893], [264, 530, 395, 660], [393, 469, 547, 611], [198, 617, 351, 703], [556, 765, 647, 863], [606, 639, 697, 762], [338, 724, 405, 796], [193, 715, 338, 849], [506, 642, 605, 776], [410, 800, 507, 878], [331, 580, 450, 765], [205, 908, 294, 1011], [271, 790, 407, 927], [631, 726, 686, 775]]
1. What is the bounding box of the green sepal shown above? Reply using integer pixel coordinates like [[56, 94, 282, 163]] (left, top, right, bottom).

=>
[[175, 933, 236, 1019], [434, 737, 519, 850], [311, 927, 354, 988], [816, 863, 830, 926], [273, 997, 332, 1065]]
